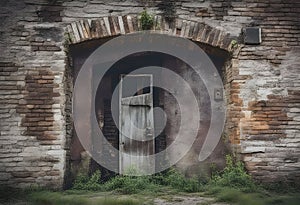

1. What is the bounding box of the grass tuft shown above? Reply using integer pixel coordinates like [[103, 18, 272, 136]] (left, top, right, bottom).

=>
[[72, 167, 203, 194], [209, 155, 258, 192]]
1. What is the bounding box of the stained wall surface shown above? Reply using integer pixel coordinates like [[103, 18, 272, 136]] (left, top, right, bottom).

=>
[[0, 0, 299, 188]]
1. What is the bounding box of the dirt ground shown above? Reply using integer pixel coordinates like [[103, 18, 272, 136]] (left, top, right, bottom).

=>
[[153, 195, 228, 205]]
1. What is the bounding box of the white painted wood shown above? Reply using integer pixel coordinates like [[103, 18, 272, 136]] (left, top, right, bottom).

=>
[[119, 74, 154, 175]]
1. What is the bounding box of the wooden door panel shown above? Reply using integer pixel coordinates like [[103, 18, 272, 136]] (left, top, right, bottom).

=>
[[119, 75, 154, 174]]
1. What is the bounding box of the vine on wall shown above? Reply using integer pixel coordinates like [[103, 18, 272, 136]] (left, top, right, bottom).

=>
[[157, 0, 176, 24]]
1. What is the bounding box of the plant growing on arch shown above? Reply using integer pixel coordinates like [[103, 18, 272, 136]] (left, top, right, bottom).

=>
[[140, 10, 154, 30]]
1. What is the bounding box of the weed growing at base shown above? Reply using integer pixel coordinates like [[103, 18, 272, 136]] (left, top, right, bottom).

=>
[[73, 168, 202, 194], [70, 155, 300, 205], [209, 155, 257, 192], [72, 155, 257, 193], [2, 156, 300, 205], [72, 155, 257, 194]]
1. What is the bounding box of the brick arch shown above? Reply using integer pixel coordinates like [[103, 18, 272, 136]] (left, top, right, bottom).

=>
[[64, 14, 240, 186], [65, 15, 236, 52]]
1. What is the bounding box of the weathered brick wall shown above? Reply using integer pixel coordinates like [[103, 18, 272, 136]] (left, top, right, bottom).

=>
[[0, 0, 299, 188]]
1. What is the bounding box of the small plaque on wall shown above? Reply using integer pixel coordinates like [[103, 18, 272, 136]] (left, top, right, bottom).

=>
[[244, 27, 261, 45]]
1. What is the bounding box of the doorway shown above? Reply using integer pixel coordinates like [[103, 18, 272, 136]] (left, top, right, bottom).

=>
[[65, 38, 230, 187]]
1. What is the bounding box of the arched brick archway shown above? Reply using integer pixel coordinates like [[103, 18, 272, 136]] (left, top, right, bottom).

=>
[[63, 15, 241, 187], [65, 15, 236, 52]]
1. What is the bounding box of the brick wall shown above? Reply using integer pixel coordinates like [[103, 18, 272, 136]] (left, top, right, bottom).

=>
[[0, 0, 299, 188]]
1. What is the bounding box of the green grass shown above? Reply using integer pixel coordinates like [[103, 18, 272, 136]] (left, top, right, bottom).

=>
[[29, 191, 141, 205], [70, 155, 300, 204], [72, 168, 203, 194], [209, 155, 257, 192], [0, 188, 142, 205], [200, 155, 300, 205], [203, 187, 300, 205], [1, 155, 299, 205], [1, 184, 300, 205]]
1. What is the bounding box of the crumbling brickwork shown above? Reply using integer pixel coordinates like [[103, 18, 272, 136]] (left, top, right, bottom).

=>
[[0, 0, 299, 188]]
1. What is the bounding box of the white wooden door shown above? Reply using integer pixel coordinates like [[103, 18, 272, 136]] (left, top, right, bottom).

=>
[[119, 74, 154, 175]]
